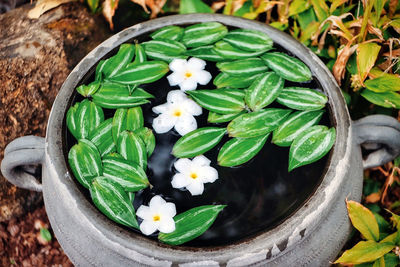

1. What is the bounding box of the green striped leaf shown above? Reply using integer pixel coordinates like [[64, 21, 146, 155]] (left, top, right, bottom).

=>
[[276, 87, 328, 110], [95, 60, 106, 81], [90, 176, 139, 229], [213, 72, 260, 89], [245, 72, 284, 111], [108, 61, 169, 85], [68, 139, 102, 189], [186, 45, 225, 62], [218, 135, 269, 167], [150, 26, 184, 41], [227, 108, 291, 138], [172, 127, 226, 158], [261, 52, 312, 82], [112, 107, 144, 144], [288, 125, 335, 171], [214, 41, 267, 60], [182, 22, 228, 48], [207, 111, 245, 124], [102, 44, 135, 78], [223, 29, 273, 52], [272, 110, 324, 147], [89, 118, 116, 157], [112, 108, 127, 144], [76, 99, 104, 140], [142, 39, 187, 62], [102, 156, 149, 192], [66, 103, 80, 140], [131, 43, 147, 65], [134, 127, 156, 157], [117, 130, 147, 170], [216, 58, 268, 77], [76, 81, 101, 97], [187, 89, 245, 115]]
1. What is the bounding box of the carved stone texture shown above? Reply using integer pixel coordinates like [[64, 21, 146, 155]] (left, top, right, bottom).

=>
[[0, 2, 110, 221]]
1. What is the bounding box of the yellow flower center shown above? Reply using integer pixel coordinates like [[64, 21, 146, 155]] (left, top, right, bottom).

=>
[[173, 109, 182, 117], [190, 173, 198, 179], [153, 215, 160, 221], [185, 72, 192, 78]]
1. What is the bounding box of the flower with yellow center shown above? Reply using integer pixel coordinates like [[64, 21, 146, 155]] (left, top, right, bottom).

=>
[[171, 155, 218, 196], [152, 90, 202, 136], [136, 195, 176, 236], [167, 57, 212, 91]]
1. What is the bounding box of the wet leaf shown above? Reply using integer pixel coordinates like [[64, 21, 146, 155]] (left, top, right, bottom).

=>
[[76, 81, 101, 97], [172, 127, 226, 158], [102, 44, 136, 78], [288, 125, 335, 171], [186, 45, 225, 62], [111, 107, 144, 144], [357, 43, 381, 83], [214, 41, 268, 60], [216, 58, 268, 77], [89, 118, 116, 157], [360, 90, 400, 109], [158, 205, 225, 245], [182, 22, 227, 48], [117, 130, 147, 170], [134, 127, 156, 157], [207, 111, 245, 124], [334, 241, 395, 264], [213, 72, 261, 89], [132, 43, 147, 65], [347, 200, 380, 241], [142, 39, 187, 62], [222, 29, 273, 52], [66, 103, 80, 140], [108, 61, 169, 85], [76, 100, 104, 140], [150, 26, 184, 41], [276, 87, 328, 110]]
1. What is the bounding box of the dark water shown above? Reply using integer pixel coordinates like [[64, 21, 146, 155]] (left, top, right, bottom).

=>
[[64, 38, 333, 247]]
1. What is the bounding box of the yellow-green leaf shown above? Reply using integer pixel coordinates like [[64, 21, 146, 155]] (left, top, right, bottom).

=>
[[365, 75, 400, 93], [347, 200, 380, 241], [372, 256, 385, 267], [335, 241, 395, 264], [357, 43, 381, 83], [360, 90, 400, 109], [310, 0, 328, 22]]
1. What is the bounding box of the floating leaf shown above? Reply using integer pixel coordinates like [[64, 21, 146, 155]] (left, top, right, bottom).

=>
[[102, 44, 135, 78], [334, 241, 395, 264], [207, 111, 245, 124], [142, 39, 187, 62], [223, 29, 273, 52], [347, 200, 380, 241], [117, 131, 147, 170], [66, 103, 80, 140], [158, 205, 225, 245], [150, 26, 184, 41], [227, 109, 291, 138], [111, 107, 144, 144], [245, 72, 284, 111], [95, 60, 107, 81], [218, 135, 269, 167], [131, 44, 147, 65], [261, 52, 312, 82], [76, 100, 104, 140], [90, 176, 139, 228], [172, 127, 226, 158], [357, 43, 381, 83], [214, 41, 267, 60], [108, 61, 169, 85], [288, 125, 335, 171], [89, 118, 116, 157], [112, 108, 128, 144], [213, 72, 260, 89], [272, 110, 324, 147], [76, 81, 101, 97], [68, 139, 102, 189], [187, 89, 245, 114], [360, 90, 400, 109], [216, 58, 268, 77], [365, 75, 400, 93], [276, 87, 328, 110], [102, 156, 149, 192], [186, 46, 225, 62], [134, 127, 156, 157], [182, 22, 227, 48]]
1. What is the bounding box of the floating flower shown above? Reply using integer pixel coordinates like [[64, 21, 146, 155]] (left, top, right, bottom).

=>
[[136, 195, 176, 235], [167, 58, 212, 91], [152, 90, 202, 136], [171, 155, 218, 196]]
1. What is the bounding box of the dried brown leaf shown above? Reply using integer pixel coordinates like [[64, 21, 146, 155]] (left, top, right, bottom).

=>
[[381, 167, 400, 204], [102, 0, 119, 30], [28, 0, 75, 19], [332, 39, 358, 85], [211, 1, 225, 11], [319, 13, 354, 42], [146, 0, 166, 18], [365, 192, 381, 203], [130, 0, 149, 12]]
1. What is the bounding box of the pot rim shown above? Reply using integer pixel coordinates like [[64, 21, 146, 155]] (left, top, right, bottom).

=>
[[45, 14, 352, 263]]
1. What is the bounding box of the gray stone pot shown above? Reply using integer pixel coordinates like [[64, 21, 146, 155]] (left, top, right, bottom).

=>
[[2, 14, 400, 266]]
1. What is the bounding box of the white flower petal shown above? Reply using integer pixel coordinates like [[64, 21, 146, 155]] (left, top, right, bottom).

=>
[[160, 202, 177, 218], [182, 98, 202, 116], [158, 217, 176, 234], [174, 114, 197, 136], [136, 205, 152, 220], [174, 158, 192, 173], [188, 57, 206, 70], [171, 173, 191, 189], [140, 220, 158, 235], [152, 103, 170, 114], [186, 181, 205, 196], [152, 113, 176, 134], [169, 58, 187, 72], [149, 195, 166, 210], [167, 90, 187, 104], [167, 72, 185, 86], [194, 70, 212, 85], [192, 155, 211, 167], [199, 166, 218, 183], [179, 78, 198, 91]]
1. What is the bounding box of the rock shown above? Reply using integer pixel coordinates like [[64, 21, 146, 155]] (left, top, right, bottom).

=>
[[0, 2, 110, 222]]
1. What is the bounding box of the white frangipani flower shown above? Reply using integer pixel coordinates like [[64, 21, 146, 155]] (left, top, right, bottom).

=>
[[136, 195, 176, 235], [167, 57, 212, 91], [171, 155, 218, 196], [152, 90, 202, 136]]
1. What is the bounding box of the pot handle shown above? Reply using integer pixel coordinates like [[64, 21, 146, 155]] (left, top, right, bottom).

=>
[[1, 136, 45, 192], [354, 115, 400, 169]]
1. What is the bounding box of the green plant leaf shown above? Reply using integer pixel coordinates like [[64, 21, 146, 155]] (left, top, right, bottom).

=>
[[372, 256, 385, 267], [40, 228, 52, 242], [187, 89, 245, 115], [76, 99, 105, 140], [108, 61, 169, 85], [102, 44, 135, 78], [288, 125, 335, 171], [112, 108, 128, 144], [158, 205, 225, 245], [132, 43, 147, 65], [245, 72, 284, 111], [112, 107, 145, 144], [186, 45, 225, 62], [288, 0, 309, 16], [150, 26, 184, 41], [357, 43, 381, 83], [261, 52, 312, 82], [134, 127, 156, 157], [383, 253, 400, 267], [276, 87, 328, 110], [117, 130, 147, 170], [66, 103, 80, 140], [76, 81, 101, 97], [310, 0, 328, 22], [360, 90, 400, 109], [334, 241, 395, 264], [227, 108, 291, 138], [213, 72, 261, 89], [142, 39, 187, 62], [365, 75, 400, 93], [179, 0, 213, 14], [182, 22, 227, 48], [172, 127, 226, 158], [89, 118, 116, 157], [214, 41, 268, 60], [102, 156, 149, 192], [90, 176, 139, 229], [272, 110, 324, 147], [222, 29, 273, 52], [68, 139, 102, 189], [207, 111, 245, 124], [347, 200, 380, 241], [86, 0, 99, 13], [95, 60, 106, 81], [218, 134, 269, 167], [216, 58, 268, 77]]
